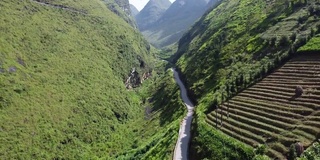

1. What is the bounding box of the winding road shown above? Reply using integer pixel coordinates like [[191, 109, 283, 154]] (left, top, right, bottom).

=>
[[172, 68, 194, 160]]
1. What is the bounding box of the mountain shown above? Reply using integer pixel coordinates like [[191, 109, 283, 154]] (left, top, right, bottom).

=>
[[105, 0, 137, 27], [140, 0, 218, 48], [0, 0, 185, 159], [130, 4, 139, 17], [135, 0, 172, 31], [171, 0, 320, 159]]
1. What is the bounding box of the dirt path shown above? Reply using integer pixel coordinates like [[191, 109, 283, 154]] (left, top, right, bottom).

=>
[[30, 0, 87, 15], [172, 68, 194, 160]]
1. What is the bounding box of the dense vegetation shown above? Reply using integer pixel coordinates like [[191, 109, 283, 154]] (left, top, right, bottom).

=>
[[170, 0, 320, 159], [116, 68, 186, 159], [299, 35, 320, 52], [0, 0, 184, 159]]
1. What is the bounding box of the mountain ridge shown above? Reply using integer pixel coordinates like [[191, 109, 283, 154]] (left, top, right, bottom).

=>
[[139, 0, 218, 48], [135, 0, 172, 31], [130, 4, 139, 17]]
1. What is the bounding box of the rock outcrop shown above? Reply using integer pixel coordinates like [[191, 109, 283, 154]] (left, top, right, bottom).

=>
[[125, 68, 141, 89], [125, 68, 152, 89]]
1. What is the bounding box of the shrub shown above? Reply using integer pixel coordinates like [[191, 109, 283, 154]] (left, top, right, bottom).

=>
[[316, 24, 320, 34], [310, 28, 316, 37], [289, 144, 297, 160], [278, 35, 290, 47], [253, 155, 270, 160], [269, 37, 277, 46], [295, 85, 303, 97], [290, 33, 297, 43], [308, 6, 315, 15], [255, 144, 267, 155]]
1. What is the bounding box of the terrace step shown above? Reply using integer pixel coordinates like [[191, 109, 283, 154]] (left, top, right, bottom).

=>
[[296, 125, 320, 136], [278, 65, 320, 71], [305, 115, 320, 121], [253, 85, 320, 96], [207, 111, 298, 144], [238, 92, 319, 110], [257, 81, 320, 90], [206, 114, 265, 144], [303, 120, 320, 128], [233, 97, 314, 115], [266, 149, 287, 160], [283, 62, 320, 67], [205, 118, 259, 147], [272, 72, 320, 78], [292, 129, 316, 143], [275, 68, 320, 74], [212, 107, 286, 134], [246, 87, 320, 103], [223, 102, 299, 124], [269, 142, 289, 155], [219, 104, 295, 132], [228, 100, 304, 120], [265, 75, 320, 81]]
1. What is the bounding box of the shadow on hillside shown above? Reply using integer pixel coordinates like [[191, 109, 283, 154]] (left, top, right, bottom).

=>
[[151, 85, 184, 127]]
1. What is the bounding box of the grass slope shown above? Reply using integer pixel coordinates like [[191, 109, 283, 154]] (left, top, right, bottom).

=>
[[116, 68, 186, 159], [0, 0, 184, 159], [171, 0, 320, 159]]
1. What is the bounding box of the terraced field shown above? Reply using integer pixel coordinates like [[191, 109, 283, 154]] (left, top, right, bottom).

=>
[[206, 53, 320, 159]]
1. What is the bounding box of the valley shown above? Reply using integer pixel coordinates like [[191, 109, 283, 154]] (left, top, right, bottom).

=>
[[0, 0, 320, 159], [172, 68, 194, 160]]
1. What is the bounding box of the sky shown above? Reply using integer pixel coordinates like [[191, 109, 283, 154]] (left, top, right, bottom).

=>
[[129, 0, 176, 11]]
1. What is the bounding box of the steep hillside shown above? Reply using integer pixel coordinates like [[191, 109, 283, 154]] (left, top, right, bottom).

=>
[[140, 0, 218, 48], [116, 69, 186, 159], [170, 0, 320, 159], [0, 0, 184, 159], [135, 0, 172, 31], [175, 0, 320, 105], [206, 53, 320, 159]]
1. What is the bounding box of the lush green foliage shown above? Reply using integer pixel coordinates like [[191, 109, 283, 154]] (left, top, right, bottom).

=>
[[298, 34, 320, 52], [175, 0, 320, 106], [171, 0, 320, 159], [299, 142, 320, 160], [115, 69, 186, 159], [0, 0, 185, 159]]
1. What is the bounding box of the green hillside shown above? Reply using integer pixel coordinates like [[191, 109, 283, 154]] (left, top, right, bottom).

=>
[[170, 0, 320, 159], [0, 0, 184, 159]]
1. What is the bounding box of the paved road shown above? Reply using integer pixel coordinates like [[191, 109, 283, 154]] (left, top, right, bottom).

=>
[[172, 68, 194, 160]]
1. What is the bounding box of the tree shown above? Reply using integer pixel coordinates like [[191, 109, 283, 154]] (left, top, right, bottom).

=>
[[279, 35, 289, 47], [290, 33, 297, 43], [288, 144, 297, 160]]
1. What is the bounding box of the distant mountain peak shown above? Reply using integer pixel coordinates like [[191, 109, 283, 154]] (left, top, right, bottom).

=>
[[135, 0, 172, 31], [137, 0, 217, 48], [130, 4, 139, 17]]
